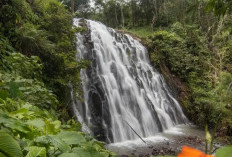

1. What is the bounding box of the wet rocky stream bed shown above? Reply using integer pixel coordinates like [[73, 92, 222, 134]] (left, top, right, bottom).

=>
[[106, 125, 223, 157]]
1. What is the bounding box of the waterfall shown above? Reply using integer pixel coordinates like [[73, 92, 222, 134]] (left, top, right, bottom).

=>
[[72, 19, 188, 143]]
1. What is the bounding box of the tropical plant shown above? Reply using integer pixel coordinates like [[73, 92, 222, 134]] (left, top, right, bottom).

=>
[[0, 82, 116, 157]]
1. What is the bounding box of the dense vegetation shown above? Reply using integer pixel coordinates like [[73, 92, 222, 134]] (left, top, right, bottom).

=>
[[0, 0, 115, 156]]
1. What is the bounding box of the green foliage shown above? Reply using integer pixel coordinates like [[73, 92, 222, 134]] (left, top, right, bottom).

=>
[[59, 147, 109, 157], [207, 0, 232, 16], [0, 0, 38, 35], [216, 145, 232, 157], [15, 23, 54, 55], [148, 29, 194, 80], [0, 98, 116, 156], [25, 146, 46, 157], [0, 0, 85, 103], [0, 72, 58, 109], [0, 87, 115, 157], [0, 131, 23, 157], [56, 131, 86, 145], [1, 52, 43, 80]]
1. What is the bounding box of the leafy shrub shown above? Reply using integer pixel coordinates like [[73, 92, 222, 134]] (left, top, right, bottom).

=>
[[0, 48, 59, 109], [0, 97, 116, 157], [0, 72, 58, 109], [148, 30, 193, 80], [1, 52, 43, 80], [1, 0, 84, 103], [15, 23, 54, 55]]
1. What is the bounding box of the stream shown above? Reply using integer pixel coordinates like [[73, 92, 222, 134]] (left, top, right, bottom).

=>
[[107, 124, 212, 156]]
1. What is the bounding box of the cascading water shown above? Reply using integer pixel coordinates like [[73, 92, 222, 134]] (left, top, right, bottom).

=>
[[72, 18, 188, 143]]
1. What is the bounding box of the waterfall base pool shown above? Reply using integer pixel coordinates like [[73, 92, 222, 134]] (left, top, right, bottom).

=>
[[106, 124, 215, 156]]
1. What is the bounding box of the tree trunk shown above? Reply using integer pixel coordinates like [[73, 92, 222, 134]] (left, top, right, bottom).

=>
[[120, 1, 124, 27], [71, 0, 75, 13], [131, 0, 135, 26], [151, 0, 158, 32], [114, 3, 119, 27]]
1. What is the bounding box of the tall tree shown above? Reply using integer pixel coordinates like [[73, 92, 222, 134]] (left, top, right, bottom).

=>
[[71, 0, 74, 13], [131, 0, 136, 26], [119, 0, 125, 27]]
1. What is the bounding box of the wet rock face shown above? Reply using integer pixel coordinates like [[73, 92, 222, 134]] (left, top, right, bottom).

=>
[[78, 19, 111, 142]]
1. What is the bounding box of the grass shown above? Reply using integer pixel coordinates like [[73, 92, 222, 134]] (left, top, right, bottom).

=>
[[122, 25, 153, 38]]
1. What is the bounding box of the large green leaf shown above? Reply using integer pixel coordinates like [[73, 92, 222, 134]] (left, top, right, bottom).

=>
[[72, 147, 108, 157], [10, 108, 29, 119], [25, 146, 46, 157], [36, 135, 71, 153], [44, 120, 61, 134], [48, 135, 71, 153], [216, 145, 232, 157], [0, 112, 31, 133], [57, 131, 86, 145], [0, 131, 23, 157], [25, 119, 45, 130], [35, 136, 50, 145], [0, 152, 7, 157]]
